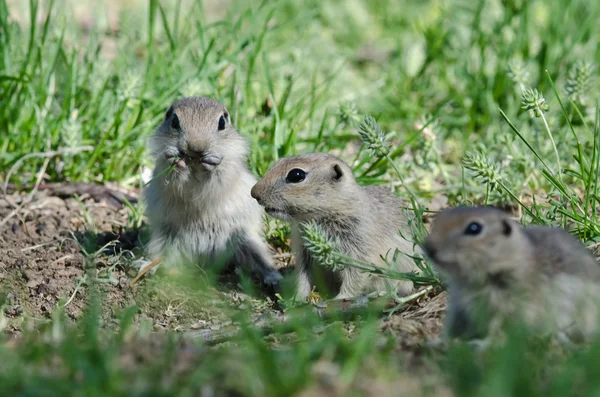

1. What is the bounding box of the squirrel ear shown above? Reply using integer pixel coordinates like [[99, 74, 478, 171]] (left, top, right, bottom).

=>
[[224, 110, 231, 124], [333, 164, 343, 181], [502, 220, 512, 236]]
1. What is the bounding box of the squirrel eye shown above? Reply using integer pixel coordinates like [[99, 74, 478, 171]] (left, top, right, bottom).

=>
[[285, 169, 306, 183], [171, 113, 181, 130], [218, 115, 226, 131], [464, 222, 483, 236]]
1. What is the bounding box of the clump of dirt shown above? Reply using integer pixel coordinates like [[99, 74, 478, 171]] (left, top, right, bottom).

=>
[[381, 290, 446, 351]]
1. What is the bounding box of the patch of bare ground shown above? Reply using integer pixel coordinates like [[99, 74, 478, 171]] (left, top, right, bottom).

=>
[[0, 183, 140, 333]]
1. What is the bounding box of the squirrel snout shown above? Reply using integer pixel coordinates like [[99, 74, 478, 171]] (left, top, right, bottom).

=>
[[423, 240, 437, 261], [183, 149, 223, 171], [250, 185, 263, 205], [199, 152, 223, 167]]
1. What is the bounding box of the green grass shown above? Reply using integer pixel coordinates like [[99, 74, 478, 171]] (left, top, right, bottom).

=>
[[2, 0, 600, 395]]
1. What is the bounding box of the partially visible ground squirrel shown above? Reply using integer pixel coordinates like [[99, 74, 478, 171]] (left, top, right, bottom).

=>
[[423, 206, 600, 341], [143, 97, 282, 288], [250, 153, 420, 301]]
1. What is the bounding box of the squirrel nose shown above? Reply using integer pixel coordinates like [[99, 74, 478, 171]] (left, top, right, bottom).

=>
[[423, 240, 437, 261], [185, 149, 205, 159], [250, 185, 263, 205]]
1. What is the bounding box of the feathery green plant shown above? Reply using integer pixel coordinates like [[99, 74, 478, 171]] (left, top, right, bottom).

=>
[[300, 220, 339, 270], [300, 221, 436, 287], [462, 150, 507, 205], [357, 114, 421, 208], [507, 58, 530, 91], [337, 101, 361, 127], [357, 114, 391, 157], [521, 88, 550, 119], [565, 60, 596, 106], [521, 87, 562, 180]]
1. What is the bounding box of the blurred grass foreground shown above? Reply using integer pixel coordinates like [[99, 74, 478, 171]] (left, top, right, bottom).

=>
[[2, 0, 600, 396]]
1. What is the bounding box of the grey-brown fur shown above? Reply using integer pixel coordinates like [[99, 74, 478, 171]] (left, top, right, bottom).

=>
[[424, 206, 600, 341], [250, 153, 420, 300], [144, 97, 281, 287]]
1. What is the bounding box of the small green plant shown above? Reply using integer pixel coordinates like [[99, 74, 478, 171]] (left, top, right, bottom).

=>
[[337, 101, 361, 126], [300, 220, 338, 270], [358, 115, 422, 212], [565, 60, 596, 106], [507, 58, 530, 91], [300, 220, 437, 288], [357, 115, 391, 157], [521, 88, 550, 118], [521, 87, 563, 181], [462, 150, 511, 205]]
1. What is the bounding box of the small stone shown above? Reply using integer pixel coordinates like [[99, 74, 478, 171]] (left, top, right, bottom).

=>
[[36, 283, 49, 295]]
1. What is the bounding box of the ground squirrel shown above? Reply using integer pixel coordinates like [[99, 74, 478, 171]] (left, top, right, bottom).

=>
[[143, 97, 282, 288], [423, 206, 600, 341], [250, 153, 420, 301]]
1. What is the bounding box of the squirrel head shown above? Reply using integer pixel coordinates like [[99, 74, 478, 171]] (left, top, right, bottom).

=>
[[150, 97, 247, 182], [424, 206, 531, 288], [251, 153, 359, 222]]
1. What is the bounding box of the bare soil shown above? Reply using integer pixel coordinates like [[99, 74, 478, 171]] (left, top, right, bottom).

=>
[[0, 183, 141, 334]]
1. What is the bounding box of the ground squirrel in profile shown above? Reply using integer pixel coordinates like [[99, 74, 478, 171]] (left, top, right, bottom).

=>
[[143, 97, 282, 288], [250, 153, 420, 301], [423, 206, 600, 341]]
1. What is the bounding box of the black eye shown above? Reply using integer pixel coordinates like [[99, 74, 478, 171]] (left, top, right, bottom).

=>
[[286, 169, 306, 183], [171, 113, 180, 130], [218, 115, 226, 131], [464, 222, 483, 236]]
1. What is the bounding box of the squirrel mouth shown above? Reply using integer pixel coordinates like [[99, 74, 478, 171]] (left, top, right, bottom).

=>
[[428, 257, 458, 274], [174, 158, 187, 169], [166, 153, 188, 170], [166, 152, 223, 172], [264, 207, 289, 220], [198, 154, 223, 171]]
